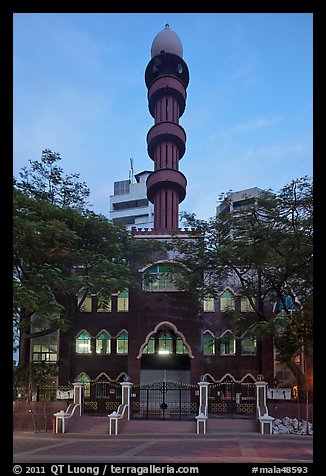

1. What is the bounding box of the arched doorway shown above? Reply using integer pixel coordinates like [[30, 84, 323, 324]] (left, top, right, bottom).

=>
[[138, 322, 193, 385], [131, 322, 198, 419]]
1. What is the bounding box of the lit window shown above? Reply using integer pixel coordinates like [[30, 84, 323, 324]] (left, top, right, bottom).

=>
[[241, 332, 256, 355], [76, 331, 92, 354], [176, 336, 189, 354], [97, 297, 112, 312], [32, 332, 58, 362], [78, 373, 90, 397], [240, 297, 255, 313], [77, 294, 92, 312], [96, 331, 111, 354], [117, 290, 129, 312], [143, 264, 183, 292], [203, 297, 215, 312], [117, 331, 128, 354], [220, 331, 236, 356], [158, 330, 173, 354], [203, 331, 215, 355], [220, 289, 235, 312], [143, 337, 155, 354]]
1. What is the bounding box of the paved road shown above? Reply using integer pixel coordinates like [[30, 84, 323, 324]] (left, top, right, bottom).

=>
[[13, 430, 313, 464]]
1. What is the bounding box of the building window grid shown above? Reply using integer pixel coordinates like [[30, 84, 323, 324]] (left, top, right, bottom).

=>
[[32, 332, 58, 362]]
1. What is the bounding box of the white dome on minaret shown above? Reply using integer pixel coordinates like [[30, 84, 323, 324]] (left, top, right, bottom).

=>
[[151, 24, 183, 58]]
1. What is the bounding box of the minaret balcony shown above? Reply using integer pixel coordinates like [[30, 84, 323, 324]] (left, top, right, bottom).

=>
[[146, 168, 187, 203], [147, 122, 186, 160], [148, 75, 186, 117]]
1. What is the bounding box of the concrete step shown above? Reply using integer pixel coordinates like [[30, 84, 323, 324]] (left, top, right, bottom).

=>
[[68, 416, 258, 435], [69, 416, 109, 434]]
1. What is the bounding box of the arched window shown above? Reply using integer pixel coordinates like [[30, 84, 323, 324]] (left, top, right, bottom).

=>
[[77, 292, 92, 312], [141, 328, 189, 356], [158, 330, 174, 354], [176, 336, 189, 354], [203, 296, 215, 312], [96, 331, 111, 354], [116, 331, 128, 354], [77, 372, 91, 397], [241, 332, 257, 355], [219, 331, 236, 356], [76, 331, 92, 354], [117, 289, 129, 312], [220, 289, 235, 312], [143, 337, 155, 354], [203, 331, 215, 356], [142, 263, 184, 292]]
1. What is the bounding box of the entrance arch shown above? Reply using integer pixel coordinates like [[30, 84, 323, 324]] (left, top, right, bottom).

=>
[[137, 321, 193, 386]]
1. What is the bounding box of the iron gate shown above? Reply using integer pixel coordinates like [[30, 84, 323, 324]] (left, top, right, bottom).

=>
[[131, 381, 198, 420], [208, 381, 256, 419], [84, 380, 122, 415]]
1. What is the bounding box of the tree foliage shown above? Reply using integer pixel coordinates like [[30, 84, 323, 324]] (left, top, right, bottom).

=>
[[173, 177, 313, 384], [13, 149, 161, 380]]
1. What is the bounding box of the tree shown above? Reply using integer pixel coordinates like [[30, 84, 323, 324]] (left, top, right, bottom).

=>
[[14, 150, 161, 385], [173, 177, 313, 390]]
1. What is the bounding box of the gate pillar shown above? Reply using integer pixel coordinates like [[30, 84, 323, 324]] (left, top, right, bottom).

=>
[[198, 379, 210, 416], [73, 382, 85, 416], [255, 375, 273, 434], [120, 378, 133, 420]]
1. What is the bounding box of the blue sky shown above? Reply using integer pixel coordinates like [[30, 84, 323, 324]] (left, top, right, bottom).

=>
[[13, 13, 313, 221]]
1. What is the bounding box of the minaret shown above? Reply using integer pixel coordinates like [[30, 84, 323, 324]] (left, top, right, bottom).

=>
[[145, 24, 189, 232]]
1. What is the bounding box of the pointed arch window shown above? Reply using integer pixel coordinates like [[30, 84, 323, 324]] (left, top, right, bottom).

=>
[[142, 263, 184, 292], [241, 332, 257, 355], [203, 331, 215, 356], [117, 289, 129, 312], [143, 337, 155, 354], [158, 330, 173, 354], [117, 331, 128, 354], [220, 331, 236, 356], [220, 289, 235, 312], [176, 336, 189, 354], [96, 331, 111, 354], [77, 373, 91, 397], [203, 296, 215, 312], [77, 293, 92, 312], [76, 331, 92, 354]]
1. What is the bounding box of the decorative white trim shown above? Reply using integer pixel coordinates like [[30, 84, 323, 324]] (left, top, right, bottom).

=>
[[138, 259, 191, 273], [136, 321, 194, 359]]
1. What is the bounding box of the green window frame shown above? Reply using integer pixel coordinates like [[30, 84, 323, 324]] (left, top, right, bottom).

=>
[[117, 289, 129, 312], [143, 264, 183, 292], [117, 331, 128, 354], [203, 331, 215, 356], [220, 289, 235, 312], [241, 332, 257, 355], [76, 331, 92, 354], [220, 331, 236, 356], [96, 331, 111, 354]]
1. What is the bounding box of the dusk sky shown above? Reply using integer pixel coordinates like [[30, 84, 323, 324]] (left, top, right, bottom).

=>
[[13, 13, 313, 221]]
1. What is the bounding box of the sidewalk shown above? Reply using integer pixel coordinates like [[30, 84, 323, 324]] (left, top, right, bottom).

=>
[[13, 418, 313, 464]]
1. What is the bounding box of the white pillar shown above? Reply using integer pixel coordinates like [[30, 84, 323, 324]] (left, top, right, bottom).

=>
[[255, 378, 273, 434], [198, 380, 210, 416], [120, 381, 133, 420], [73, 382, 85, 416]]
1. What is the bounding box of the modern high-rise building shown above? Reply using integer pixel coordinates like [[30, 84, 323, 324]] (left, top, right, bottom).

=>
[[109, 170, 154, 229]]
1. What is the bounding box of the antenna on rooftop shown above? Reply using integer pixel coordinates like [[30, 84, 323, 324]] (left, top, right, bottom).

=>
[[129, 158, 135, 183]]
